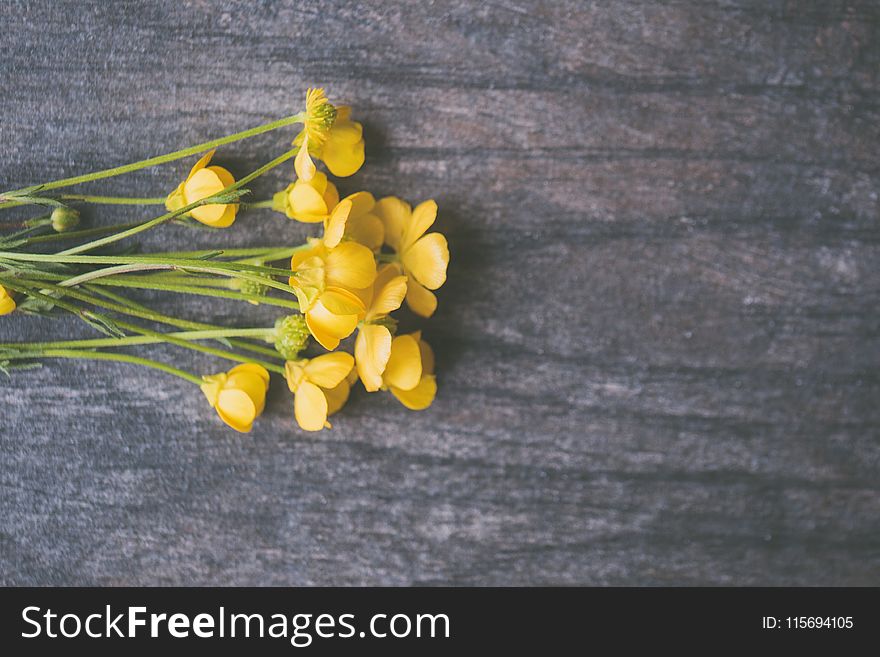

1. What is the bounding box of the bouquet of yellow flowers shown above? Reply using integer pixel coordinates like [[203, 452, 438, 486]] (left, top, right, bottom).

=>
[[0, 88, 449, 433]]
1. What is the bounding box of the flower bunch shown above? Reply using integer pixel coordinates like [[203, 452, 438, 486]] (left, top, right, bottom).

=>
[[0, 88, 449, 434]]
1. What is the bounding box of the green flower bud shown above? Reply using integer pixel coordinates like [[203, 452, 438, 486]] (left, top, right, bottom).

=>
[[50, 206, 80, 233], [238, 272, 273, 298], [273, 314, 310, 360]]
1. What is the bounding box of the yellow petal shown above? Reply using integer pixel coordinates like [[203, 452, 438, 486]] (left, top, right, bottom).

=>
[[209, 203, 238, 228], [419, 338, 436, 376], [324, 241, 376, 290], [291, 285, 319, 312], [390, 374, 437, 411], [402, 199, 438, 251], [290, 241, 324, 270], [321, 134, 364, 177], [187, 149, 215, 179], [0, 286, 15, 315], [405, 278, 438, 318], [208, 165, 235, 189], [324, 378, 351, 416], [288, 181, 329, 223], [226, 376, 267, 416], [323, 198, 352, 248], [320, 287, 366, 315], [228, 363, 271, 385], [345, 212, 385, 251], [367, 273, 407, 321], [402, 232, 448, 290], [216, 388, 258, 433], [373, 196, 410, 251], [383, 334, 422, 391], [294, 381, 329, 432], [343, 191, 375, 217], [355, 324, 392, 392], [303, 351, 354, 388], [291, 255, 325, 289], [295, 135, 317, 181], [306, 300, 359, 349], [305, 314, 341, 351], [328, 118, 363, 144], [199, 372, 226, 408], [185, 168, 228, 225], [323, 180, 339, 211], [284, 361, 306, 393]]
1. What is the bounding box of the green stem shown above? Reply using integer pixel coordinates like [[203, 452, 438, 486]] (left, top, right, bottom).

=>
[[81, 278, 299, 309], [244, 199, 275, 209], [58, 194, 166, 205], [16, 221, 143, 246], [4, 278, 285, 360], [151, 246, 306, 260], [0, 327, 273, 350], [56, 146, 299, 256], [0, 279, 121, 334], [0, 349, 204, 385], [1, 112, 304, 198], [113, 322, 285, 374], [55, 263, 288, 295]]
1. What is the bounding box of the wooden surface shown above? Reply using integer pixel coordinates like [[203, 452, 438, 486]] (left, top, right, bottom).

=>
[[1, 0, 879, 586]]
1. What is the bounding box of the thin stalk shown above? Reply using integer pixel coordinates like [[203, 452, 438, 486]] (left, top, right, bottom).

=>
[[1, 112, 304, 198], [16, 221, 143, 246], [84, 263, 298, 295], [0, 279, 120, 333], [113, 322, 285, 374], [244, 199, 275, 209], [81, 278, 299, 309], [56, 146, 298, 256], [5, 278, 285, 360], [0, 349, 203, 385], [151, 246, 307, 260], [0, 327, 273, 350], [58, 194, 166, 205]]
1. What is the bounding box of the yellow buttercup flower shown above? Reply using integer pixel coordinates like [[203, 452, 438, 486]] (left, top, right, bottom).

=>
[[288, 202, 377, 350], [332, 191, 384, 252], [284, 352, 355, 431], [381, 331, 437, 410], [273, 170, 340, 223], [295, 88, 365, 178], [200, 363, 270, 433], [165, 149, 238, 227], [353, 264, 408, 391], [373, 197, 449, 318], [0, 285, 15, 315], [302, 87, 338, 145]]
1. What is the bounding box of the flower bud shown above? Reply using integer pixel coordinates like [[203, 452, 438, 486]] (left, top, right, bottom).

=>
[[50, 206, 80, 233], [273, 314, 310, 359], [238, 272, 272, 297]]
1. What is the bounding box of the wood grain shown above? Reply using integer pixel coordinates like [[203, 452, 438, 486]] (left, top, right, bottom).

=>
[[1, 0, 878, 585]]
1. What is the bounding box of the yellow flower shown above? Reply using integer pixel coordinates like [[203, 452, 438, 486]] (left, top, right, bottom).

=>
[[273, 170, 340, 223], [295, 88, 365, 178], [332, 191, 385, 252], [302, 87, 338, 145], [165, 150, 238, 227], [381, 331, 437, 410], [353, 264, 408, 391], [288, 202, 377, 350], [0, 285, 15, 315], [285, 352, 355, 431], [200, 363, 270, 433], [373, 197, 449, 317]]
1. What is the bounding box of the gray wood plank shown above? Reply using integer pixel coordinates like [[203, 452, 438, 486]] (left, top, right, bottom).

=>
[[1, 0, 878, 585]]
